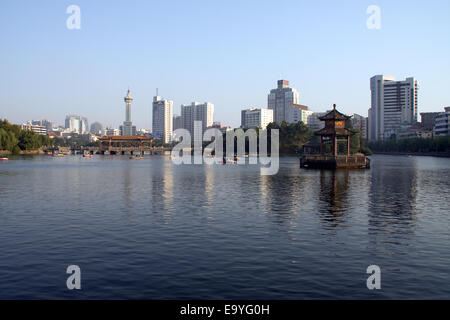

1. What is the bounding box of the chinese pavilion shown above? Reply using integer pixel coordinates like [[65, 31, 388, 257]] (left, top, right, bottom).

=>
[[300, 105, 370, 169]]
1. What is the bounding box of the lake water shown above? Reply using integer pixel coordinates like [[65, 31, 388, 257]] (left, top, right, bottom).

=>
[[0, 154, 449, 299]]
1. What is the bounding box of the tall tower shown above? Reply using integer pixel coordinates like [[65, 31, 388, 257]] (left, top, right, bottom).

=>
[[120, 89, 136, 136]]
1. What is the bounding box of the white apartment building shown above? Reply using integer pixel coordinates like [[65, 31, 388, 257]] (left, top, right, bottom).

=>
[[152, 96, 173, 144], [268, 80, 301, 124], [181, 102, 214, 136], [21, 122, 47, 135], [103, 128, 120, 136], [65, 115, 89, 134], [241, 108, 274, 129], [369, 75, 419, 140]]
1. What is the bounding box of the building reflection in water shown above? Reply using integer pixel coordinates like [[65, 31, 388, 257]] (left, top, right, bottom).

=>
[[150, 158, 175, 221], [121, 162, 132, 210], [368, 157, 418, 240], [203, 165, 215, 211], [317, 169, 350, 229], [258, 166, 312, 228]]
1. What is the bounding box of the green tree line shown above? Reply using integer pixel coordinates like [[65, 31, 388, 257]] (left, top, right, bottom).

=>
[[0, 119, 53, 154]]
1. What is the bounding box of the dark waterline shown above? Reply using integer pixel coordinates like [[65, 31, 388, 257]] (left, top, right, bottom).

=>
[[0, 155, 449, 299]]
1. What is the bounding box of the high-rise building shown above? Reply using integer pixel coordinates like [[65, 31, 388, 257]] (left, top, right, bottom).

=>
[[241, 108, 274, 129], [307, 112, 327, 131], [369, 75, 419, 140], [181, 103, 196, 136], [120, 89, 136, 136], [65, 115, 88, 133], [434, 107, 450, 137], [195, 102, 214, 133], [268, 80, 301, 124], [420, 112, 441, 130], [173, 115, 182, 131], [181, 102, 214, 136], [81, 117, 89, 134], [172, 114, 183, 142], [152, 95, 173, 144], [351, 114, 368, 140]]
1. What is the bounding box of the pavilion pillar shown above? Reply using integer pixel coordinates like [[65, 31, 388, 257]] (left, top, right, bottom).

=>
[[334, 135, 337, 157], [347, 136, 350, 157], [320, 136, 323, 154]]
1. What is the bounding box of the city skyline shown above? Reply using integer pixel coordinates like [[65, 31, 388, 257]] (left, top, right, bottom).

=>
[[1, 1, 450, 128]]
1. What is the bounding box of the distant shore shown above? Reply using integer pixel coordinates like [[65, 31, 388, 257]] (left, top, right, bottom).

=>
[[372, 151, 450, 158], [0, 149, 45, 155]]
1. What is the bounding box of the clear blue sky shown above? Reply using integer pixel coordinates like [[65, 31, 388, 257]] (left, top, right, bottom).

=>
[[1, 0, 449, 129]]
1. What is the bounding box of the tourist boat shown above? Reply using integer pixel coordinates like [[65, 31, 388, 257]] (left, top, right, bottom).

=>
[[0, 157, 8, 161]]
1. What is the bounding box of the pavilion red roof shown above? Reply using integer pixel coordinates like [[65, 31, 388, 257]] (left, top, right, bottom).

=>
[[319, 105, 352, 121]]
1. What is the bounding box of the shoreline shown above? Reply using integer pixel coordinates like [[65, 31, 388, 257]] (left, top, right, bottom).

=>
[[371, 151, 450, 158], [0, 149, 45, 156]]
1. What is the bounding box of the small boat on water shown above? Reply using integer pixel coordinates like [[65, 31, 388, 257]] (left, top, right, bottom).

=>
[[130, 155, 143, 160], [83, 154, 93, 158], [0, 157, 8, 161], [52, 153, 64, 157]]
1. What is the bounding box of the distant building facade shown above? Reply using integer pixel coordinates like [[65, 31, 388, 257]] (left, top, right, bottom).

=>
[[31, 120, 54, 132], [21, 122, 47, 135], [173, 115, 182, 131], [152, 95, 173, 144], [268, 80, 301, 124], [181, 102, 214, 136], [434, 107, 450, 137], [420, 112, 441, 131], [307, 112, 327, 131], [351, 114, 368, 140], [90, 122, 104, 135], [65, 115, 88, 133], [241, 108, 274, 129], [104, 128, 120, 136], [369, 75, 419, 140]]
